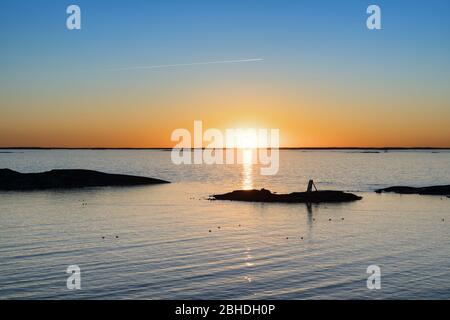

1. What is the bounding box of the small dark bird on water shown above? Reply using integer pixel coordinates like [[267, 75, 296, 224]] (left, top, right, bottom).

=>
[[329, 218, 332, 221], [209, 230, 211, 232], [115, 236, 119, 239]]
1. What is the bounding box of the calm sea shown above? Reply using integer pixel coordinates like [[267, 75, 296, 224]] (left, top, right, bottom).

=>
[[0, 149, 449, 299]]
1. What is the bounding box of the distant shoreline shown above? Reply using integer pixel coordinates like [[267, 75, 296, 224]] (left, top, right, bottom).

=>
[[0, 147, 449, 150]]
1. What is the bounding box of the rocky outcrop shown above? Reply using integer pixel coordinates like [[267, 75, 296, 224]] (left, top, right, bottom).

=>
[[375, 185, 450, 195], [0, 169, 170, 190], [212, 188, 362, 203]]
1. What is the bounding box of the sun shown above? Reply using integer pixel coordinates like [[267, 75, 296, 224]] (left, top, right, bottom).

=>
[[235, 129, 259, 149], [223, 127, 274, 149]]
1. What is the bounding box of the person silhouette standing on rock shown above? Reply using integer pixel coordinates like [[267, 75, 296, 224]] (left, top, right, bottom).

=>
[[307, 180, 318, 193]]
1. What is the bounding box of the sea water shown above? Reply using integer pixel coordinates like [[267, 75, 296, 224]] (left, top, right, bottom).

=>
[[0, 149, 449, 299]]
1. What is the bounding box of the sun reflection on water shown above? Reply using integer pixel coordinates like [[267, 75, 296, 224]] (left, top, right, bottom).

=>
[[242, 149, 254, 190]]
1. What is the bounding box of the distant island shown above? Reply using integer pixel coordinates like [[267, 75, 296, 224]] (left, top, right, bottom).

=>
[[211, 188, 362, 203], [0, 169, 170, 191], [375, 185, 450, 196]]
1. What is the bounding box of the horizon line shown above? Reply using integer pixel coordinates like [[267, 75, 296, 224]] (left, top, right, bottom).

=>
[[1, 147, 450, 150]]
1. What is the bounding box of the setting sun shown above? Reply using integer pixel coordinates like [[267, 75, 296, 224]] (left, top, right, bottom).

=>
[[224, 128, 279, 149], [235, 130, 258, 149]]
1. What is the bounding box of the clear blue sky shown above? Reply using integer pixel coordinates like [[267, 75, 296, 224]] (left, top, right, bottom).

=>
[[1, 0, 449, 147]]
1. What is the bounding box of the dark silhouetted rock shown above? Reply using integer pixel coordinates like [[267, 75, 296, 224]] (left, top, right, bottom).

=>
[[211, 188, 362, 203], [0, 169, 169, 191], [375, 185, 450, 195]]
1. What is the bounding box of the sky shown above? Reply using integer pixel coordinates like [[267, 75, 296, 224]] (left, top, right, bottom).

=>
[[1, 0, 449, 148]]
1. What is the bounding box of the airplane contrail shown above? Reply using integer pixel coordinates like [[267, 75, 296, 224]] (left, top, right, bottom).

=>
[[110, 58, 263, 71]]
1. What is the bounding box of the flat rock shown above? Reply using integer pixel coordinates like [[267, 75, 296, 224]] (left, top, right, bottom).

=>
[[0, 169, 170, 190], [375, 185, 450, 195], [212, 188, 362, 203]]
